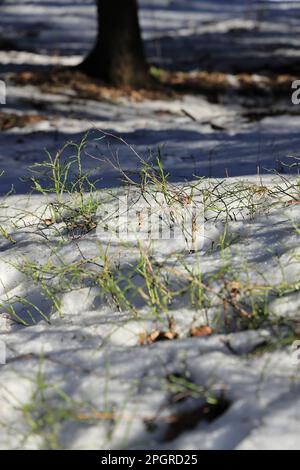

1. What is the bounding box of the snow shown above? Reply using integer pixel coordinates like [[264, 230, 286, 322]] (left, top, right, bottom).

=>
[[1, 0, 300, 450]]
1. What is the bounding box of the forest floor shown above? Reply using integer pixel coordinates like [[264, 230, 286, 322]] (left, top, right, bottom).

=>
[[1, 0, 300, 450]]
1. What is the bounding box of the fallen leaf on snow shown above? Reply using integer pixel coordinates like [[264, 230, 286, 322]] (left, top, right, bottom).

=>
[[190, 325, 213, 337], [139, 329, 178, 345]]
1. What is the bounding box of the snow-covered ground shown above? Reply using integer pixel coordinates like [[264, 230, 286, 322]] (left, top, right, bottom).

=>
[[1, 0, 300, 450]]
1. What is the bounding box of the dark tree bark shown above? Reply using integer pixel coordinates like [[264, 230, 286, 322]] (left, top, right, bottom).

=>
[[80, 0, 150, 88]]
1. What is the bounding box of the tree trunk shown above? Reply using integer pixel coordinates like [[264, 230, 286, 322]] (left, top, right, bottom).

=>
[[80, 0, 150, 88]]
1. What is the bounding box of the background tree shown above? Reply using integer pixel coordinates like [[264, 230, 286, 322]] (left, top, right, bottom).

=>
[[80, 0, 150, 88]]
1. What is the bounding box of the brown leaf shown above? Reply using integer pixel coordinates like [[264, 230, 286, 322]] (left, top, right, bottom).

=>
[[44, 218, 54, 226], [225, 280, 242, 300], [0, 112, 45, 131], [190, 326, 213, 337], [139, 329, 178, 345], [287, 199, 300, 205], [138, 332, 147, 345]]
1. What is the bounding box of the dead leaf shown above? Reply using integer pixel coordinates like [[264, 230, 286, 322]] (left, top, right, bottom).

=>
[[287, 199, 300, 205], [0, 112, 45, 131], [139, 329, 178, 345], [225, 280, 242, 300], [12, 68, 174, 103], [44, 218, 54, 226], [190, 325, 213, 337]]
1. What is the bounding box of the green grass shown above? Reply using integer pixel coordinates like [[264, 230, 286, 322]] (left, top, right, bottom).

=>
[[1, 135, 300, 334], [3, 135, 300, 448]]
